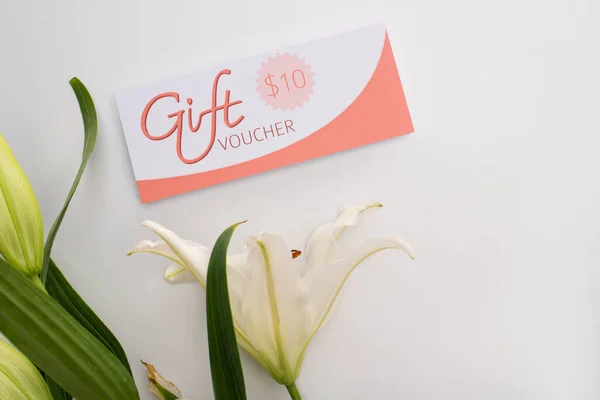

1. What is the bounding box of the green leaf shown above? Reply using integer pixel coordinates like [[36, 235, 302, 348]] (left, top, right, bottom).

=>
[[37, 370, 72, 400], [44, 257, 133, 399], [46, 258, 132, 374], [40, 77, 98, 284], [206, 222, 247, 400], [0, 258, 139, 400], [46, 377, 72, 400]]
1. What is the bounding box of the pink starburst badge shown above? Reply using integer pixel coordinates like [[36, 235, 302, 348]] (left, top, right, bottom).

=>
[[255, 53, 315, 111]]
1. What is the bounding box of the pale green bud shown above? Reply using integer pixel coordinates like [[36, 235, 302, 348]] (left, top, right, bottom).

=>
[[0, 340, 52, 400], [0, 133, 44, 277]]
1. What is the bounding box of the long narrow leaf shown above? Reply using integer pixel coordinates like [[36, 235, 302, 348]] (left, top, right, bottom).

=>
[[46, 377, 72, 400], [40, 77, 98, 284], [206, 222, 247, 400], [45, 257, 133, 399], [46, 258, 132, 373], [0, 258, 139, 400], [38, 369, 72, 400]]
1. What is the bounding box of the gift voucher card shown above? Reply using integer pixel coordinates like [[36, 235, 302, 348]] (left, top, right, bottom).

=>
[[116, 24, 413, 203]]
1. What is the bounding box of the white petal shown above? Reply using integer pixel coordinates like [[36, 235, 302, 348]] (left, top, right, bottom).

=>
[[159, 255, 247, 287], [134, 221, 264, 370], [129, 239, 183, 264], [333, 202, 382, 235], [241, 239, 278, 367], [141, 221, 211, 286], [225, 263, 249, 337], [129, 238, 196, 283], [241, 233, 311, 382], [303, 237, 414, 335], [227, 251, 250, 278], [320, 290, 342, 329], [164, 262, 196, 283], [300, 202, 382, 278], [138, 222, 253, 350]]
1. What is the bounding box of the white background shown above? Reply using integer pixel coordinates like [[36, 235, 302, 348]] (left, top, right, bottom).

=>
[[1, 1, 599, 399]]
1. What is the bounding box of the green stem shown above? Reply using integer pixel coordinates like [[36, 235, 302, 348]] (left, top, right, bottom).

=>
[[286, 383, 302, 400]]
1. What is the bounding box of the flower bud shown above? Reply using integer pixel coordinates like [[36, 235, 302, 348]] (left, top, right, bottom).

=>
[[0, 133, 44, 277], [0, 340, 52, 400]]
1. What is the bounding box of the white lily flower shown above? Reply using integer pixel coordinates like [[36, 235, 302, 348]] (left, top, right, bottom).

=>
[[130, 203, 414, 388]]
